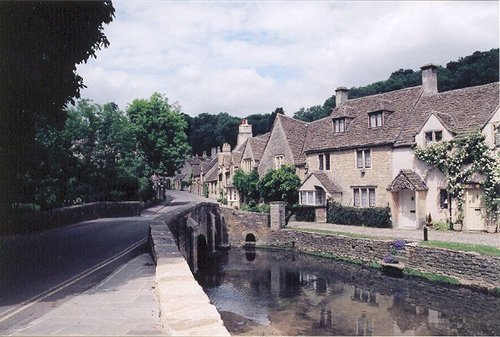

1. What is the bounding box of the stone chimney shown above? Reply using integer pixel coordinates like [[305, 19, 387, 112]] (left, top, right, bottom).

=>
[[221, 143, 231, 153], [211, 147, 217, 157], [420, 63, 438, 95], [335, 86, 349, 106], [237, 118, 253, 148]]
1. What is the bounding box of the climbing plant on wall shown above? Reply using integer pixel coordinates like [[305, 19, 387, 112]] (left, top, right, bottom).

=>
[[414, 133, 500, 225]]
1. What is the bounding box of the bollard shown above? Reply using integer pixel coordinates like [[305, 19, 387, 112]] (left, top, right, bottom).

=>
[[423, 225, 428, 241]]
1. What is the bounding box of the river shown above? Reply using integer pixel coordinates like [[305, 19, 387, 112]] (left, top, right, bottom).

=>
[[195, 248, 499, 336]]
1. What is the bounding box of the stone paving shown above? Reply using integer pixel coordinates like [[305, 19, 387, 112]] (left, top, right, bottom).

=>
[[288, 221, 500, 247], [11, 253, 163, 336]]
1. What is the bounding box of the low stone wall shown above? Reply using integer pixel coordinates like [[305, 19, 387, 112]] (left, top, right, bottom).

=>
[[268, 229, 500, 291], [149, 202, 230, 336], [2, 201, 142, 234], [219, 206, 270, 246]]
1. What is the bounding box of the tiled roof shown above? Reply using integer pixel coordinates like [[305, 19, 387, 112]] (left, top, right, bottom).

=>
[[204, 162, 219, 182], [387, 169, 428, 191], [278, 114, 308, 164], [232, 149, 243, 166], [395, 82, 499, 146], [304, 86, 423, 152], [312, 171, 343, 194], [249, 132, 270, 162], [191, 164, 201, 177]]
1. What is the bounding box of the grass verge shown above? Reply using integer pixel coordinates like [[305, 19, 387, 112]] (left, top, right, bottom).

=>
[[404, 268, 461, 285], [289, 227, 380, 240], [419, 240, 500, 257]]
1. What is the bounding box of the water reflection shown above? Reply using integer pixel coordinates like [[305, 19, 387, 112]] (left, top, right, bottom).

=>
[[195, 248, 500, 336]]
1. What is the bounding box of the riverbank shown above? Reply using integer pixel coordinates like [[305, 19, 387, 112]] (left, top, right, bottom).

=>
[[260, 228, 500, 294]]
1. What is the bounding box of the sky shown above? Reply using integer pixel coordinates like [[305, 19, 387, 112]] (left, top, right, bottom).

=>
[[77, 1, 499, 117]]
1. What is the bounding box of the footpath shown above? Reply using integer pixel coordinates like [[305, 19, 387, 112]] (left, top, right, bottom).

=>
[[288, 221, 500, 248]]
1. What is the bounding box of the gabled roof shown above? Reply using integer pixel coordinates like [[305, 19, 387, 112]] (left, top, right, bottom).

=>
[[304, 86, 423, 153], [395, 82, 499, 146], [248, 132, 270, 162], [278, 114, 308, 164], [312, 171, 342, 194], [204, 160, 219, 182], [387, 169, 428, 192]]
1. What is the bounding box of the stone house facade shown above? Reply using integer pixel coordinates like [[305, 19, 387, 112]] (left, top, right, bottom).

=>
[[170, 63, 499, 232]]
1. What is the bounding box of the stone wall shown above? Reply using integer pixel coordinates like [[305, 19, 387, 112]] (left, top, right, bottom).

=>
[[2, 201, 142, 234], [219, 206, 271, 247], [268, 229, 500, 291], [257, 118, 293, 176]]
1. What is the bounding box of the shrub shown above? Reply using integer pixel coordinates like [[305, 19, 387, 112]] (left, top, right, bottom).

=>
[[432, 220, 450, 231], [327, 201, 391, 228], [288, 205, 316, 222]]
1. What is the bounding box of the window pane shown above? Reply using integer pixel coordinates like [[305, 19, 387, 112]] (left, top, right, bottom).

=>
[[425, 132, 433, 143], [354, 189, 360, 207], [364, 150, 371, 168], [340, 119, 345, 132], [440, 189, 448, 209], [319, 154, 324, 170], [334, 120, 340, 132], [377, 113, 383, 126], [356, 150, 363, 168], [361, 189, 368, 207], [369, 189, 375, 207], [370, 114, 376, 128], [435, 131, 442, 142], [325, 154, 330, 170], [315, 189, 324, 205]]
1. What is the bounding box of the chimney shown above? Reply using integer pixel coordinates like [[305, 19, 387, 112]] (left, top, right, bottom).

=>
[[211, 147, 217, 157], [335, 86, 349, 106], [237, 118, 253, 148], [420, 63, 438, 94]]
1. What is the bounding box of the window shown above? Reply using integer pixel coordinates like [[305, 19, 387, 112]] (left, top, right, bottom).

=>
[[274, 155, 284, 169], [353, 188, 376, 207], [356, 149, 371, 169], [318, 153, 331, 171], [333, 118, 346, 133], [439, 189, 449, 209], [495, 124, 500, 147], [243, 158, 252, 172], [300, 188, 326, 206], [425, 130, 443, 145], [227, 188, 238, 201], [369, 112, 383, 128]]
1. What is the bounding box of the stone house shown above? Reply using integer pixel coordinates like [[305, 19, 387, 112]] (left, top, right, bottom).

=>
[[257, 113, 308, 179], [173, 63, 498, 231]]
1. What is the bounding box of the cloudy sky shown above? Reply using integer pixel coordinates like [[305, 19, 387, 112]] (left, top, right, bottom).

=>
[[77, 1, 499, 117]]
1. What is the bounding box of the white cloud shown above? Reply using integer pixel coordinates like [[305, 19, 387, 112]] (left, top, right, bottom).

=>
[[77, 1, 499, 117]]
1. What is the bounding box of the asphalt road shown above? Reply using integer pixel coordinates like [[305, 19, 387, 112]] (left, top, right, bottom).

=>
[[0, 215, 152, 334]]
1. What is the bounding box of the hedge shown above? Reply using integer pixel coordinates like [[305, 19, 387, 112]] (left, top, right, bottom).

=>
[[327, 201, 392, 228], [287, 205, 316, 222]]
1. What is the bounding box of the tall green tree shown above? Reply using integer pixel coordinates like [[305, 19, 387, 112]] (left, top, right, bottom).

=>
[[127, 93, 191, 176], [0, 1, 115, 210], [258, 165, 301, 204], [233, 169, 260, 204]]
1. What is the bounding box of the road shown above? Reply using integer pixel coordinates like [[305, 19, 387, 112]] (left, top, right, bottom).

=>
[[0, 209, 160, 334]]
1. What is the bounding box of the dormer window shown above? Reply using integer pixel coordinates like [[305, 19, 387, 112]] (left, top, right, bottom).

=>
[[369, 111, 384, 128], [425, 130, 443, 145], [333, 118, 346, 133]]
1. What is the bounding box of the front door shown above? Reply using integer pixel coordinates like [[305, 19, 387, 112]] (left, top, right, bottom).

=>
[[399, 190, 416, 228], [465, 188, 484, 231]]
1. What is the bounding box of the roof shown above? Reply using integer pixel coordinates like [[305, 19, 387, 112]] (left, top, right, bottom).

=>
[[300, 171, 342, 194], [204, 161, 219, 182], [278, 114, 308, 164], [313, 171, 342, 194], [395, 82, 499, 146], [387, 169, 428, 192], [304, 86, 424, 153], [248, 132, 270, 162]]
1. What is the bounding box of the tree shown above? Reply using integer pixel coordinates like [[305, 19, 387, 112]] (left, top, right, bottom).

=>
[[127, 93, 191, 176], [293, 105, 330, 122], [233, 169, 260, 205], [258, 165, 301, 204], [0, 1, 115, 210]]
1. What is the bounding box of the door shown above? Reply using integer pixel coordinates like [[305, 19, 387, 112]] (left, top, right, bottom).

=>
[[465, 189, 484, 231], [399, 190, 416, 228]]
